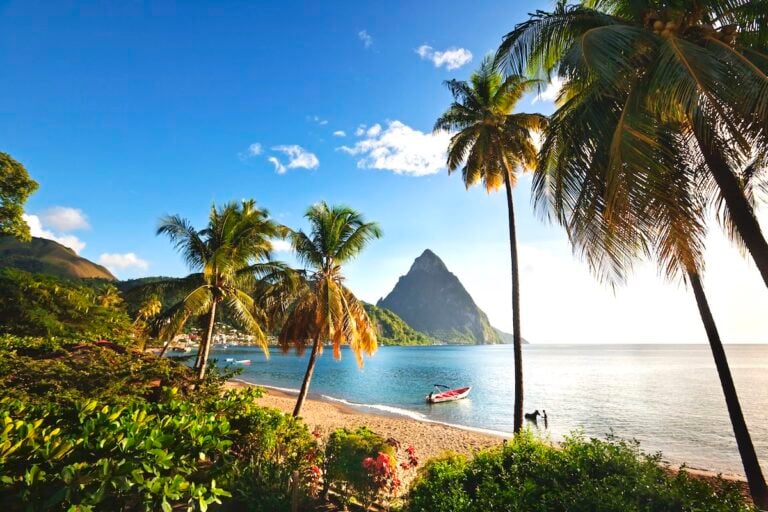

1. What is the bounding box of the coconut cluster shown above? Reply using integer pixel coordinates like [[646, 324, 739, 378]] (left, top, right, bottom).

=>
[[644, 14, 738, 45]]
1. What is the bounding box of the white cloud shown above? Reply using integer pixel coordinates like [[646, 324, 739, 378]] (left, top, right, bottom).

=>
[[307, 115, 328, 126], [23, 213, 86, 254], [238, 142, 263, 160], [416, 45, 473, 70], [355, 125, 366, 136], [533, 76, 564, 103], [338, 120, 451, 176], [268, 156, 287, 174], [98, 252, 149, 272], [271, 145, 319, 171], [333, 130, 347, 137], [40, 206, 89, 232], [358, 30, 373, 49], [271, 239, 292, 252]]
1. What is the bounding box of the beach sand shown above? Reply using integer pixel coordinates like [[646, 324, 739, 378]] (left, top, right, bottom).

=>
[[224, 379, 750, 499], [225, 379, 503, 464]]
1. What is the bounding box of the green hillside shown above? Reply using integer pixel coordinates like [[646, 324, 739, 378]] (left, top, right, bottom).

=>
[[0, 236, 115, 281], [363, 303, 438, 346]]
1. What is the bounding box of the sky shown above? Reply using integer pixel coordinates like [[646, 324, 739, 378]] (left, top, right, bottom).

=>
[[2, 0, 767, 344]]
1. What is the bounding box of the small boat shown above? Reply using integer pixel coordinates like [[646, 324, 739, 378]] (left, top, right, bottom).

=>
[[234, 359, 251, 366], [426, 384, 471, 404]]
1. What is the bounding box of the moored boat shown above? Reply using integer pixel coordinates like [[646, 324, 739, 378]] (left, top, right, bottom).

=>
[[426, 384, 471, 403]]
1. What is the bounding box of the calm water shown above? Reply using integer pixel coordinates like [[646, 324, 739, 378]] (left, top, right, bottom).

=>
[[209, 344, 768, 476]]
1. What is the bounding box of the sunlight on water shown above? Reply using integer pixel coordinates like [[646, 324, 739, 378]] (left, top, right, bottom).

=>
[[210, 344, 768, 476]]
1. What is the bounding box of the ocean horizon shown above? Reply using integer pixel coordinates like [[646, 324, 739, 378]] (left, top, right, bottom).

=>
[[207, 343, 768, 477]]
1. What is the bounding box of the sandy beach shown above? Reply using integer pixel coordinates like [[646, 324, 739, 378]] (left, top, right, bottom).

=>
[[225, 379, 504, 463]]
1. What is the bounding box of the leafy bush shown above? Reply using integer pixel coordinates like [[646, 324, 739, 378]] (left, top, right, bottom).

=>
[[405, 432, 753, 512], [0, 336, 199, 408], [324, 426, 398, 508], [0, 269, 132, 341], [0, 387, 321, 511]]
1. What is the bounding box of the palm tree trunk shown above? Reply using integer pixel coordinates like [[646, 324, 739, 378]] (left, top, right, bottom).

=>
[[696, 136, 768, 288], [688, 271, 768, 509], [197, 301, 218, 381], [293, 337, 321, 417], [503, 170, 524, 434], [158, 337, 172, 358]]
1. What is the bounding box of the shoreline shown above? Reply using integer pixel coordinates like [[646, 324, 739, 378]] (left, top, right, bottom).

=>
[[225, 379, 748, 486]]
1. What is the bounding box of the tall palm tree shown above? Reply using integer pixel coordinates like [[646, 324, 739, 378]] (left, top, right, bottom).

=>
[[156, 200, 289, 381], [434, 57, 546, 433], [495, 0, 768, 288], [280, 202, 381, 417], [531, 99, 768, 506]]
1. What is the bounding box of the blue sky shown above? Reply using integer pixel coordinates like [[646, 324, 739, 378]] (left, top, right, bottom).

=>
[[3, 0, 767, 343]]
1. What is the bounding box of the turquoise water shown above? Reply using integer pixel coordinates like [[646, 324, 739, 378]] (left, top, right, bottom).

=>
[[208, 344, 768, 476]]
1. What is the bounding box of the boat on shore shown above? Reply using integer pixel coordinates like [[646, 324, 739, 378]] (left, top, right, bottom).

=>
[[426, 384, 471, 403]]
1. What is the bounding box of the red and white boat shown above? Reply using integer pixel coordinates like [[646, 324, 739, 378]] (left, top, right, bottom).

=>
[[425, 384, 471, 404]]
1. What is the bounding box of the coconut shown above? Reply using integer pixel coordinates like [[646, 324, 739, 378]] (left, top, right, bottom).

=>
[[653, 20, 664, 30], [665, 21, 676, 30]]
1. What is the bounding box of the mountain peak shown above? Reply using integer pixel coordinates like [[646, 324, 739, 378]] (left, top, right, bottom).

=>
[[410, 249, 448, 274], [378, 250, 501, 344]]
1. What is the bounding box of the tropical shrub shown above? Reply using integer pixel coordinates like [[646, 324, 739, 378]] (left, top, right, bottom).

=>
[[0, 387, 322, 511], [405, 432, 753, 512], [0, 336, 199, 408], [323, 426, 399, 508], [0, 269, 132, 341]]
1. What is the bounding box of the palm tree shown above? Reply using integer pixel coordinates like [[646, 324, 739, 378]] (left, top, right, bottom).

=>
[[156, 200, 289, 381], [97, 284, 123, 309], [495, 0, 768, 288], [133, 294, 162, 350], [530, 102, 768, 506], [434, 57, 546, 433], [280, 202, 381, 417]]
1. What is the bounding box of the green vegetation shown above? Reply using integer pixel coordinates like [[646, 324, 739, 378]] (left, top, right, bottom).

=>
[[363, 303, 437, 346], [0, 152, 38, 242], [496, 0, 768, 505], [153, 199, 291, 380], [406, 432, 752, 512], [434, 59, 545, 432], [0, 236, 115, 280], [324, 426, 398, 508], [0, 269, 131, 341], [279, 202, 382, 417]]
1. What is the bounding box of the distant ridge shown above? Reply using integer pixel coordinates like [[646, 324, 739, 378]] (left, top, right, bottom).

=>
[[0, 236, 116, 281], [378, 249, 526, 344]]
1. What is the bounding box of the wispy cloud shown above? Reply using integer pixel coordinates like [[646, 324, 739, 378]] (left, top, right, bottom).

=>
[[98, 252, 149, 275], [268, 156, 287, 174], [40, 206, 90, 232], [239, 142, 263, 160], [533, 76, 564, 103], [23, 213, 86, 254], [358, 30, 373, 49], [333, 130, 346, 137], [338, 120, 451, 176], [268, 145, 319, 174], [416, 45, 473, 70], [307, 115, 329, 126]]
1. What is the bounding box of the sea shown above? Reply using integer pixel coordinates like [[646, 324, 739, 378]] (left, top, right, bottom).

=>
[[206, 344, 768, 476]]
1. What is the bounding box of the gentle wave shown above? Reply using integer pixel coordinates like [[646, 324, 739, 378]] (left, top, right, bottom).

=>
[[320, 394, 513, 439]]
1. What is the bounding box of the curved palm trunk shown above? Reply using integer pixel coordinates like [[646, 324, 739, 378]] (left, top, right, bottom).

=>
[[503, 170, 524, 434], [158, 337, 172, 358], [197, 301, 218, 381], [688, 271, 768, 509], [696, 136, 768, 288], [293, 337, 321, 417]]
